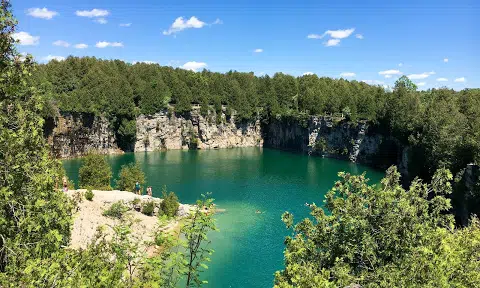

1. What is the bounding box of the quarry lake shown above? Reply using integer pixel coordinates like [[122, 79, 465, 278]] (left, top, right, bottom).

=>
[[63, 147, 384, 287]]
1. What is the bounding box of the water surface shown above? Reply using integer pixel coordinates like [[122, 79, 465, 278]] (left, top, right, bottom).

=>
[[63, 148, 384, 287]]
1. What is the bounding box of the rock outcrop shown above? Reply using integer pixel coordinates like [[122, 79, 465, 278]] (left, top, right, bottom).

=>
[[134, 107, 263, 152], [44, 112, 121, 158]]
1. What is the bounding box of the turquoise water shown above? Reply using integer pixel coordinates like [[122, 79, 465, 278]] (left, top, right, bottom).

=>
[[63, 148, 384, 287]]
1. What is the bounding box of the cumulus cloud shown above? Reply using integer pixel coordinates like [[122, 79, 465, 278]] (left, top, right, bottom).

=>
[[27, 7, 58, 19], [95, 18, 108, 24], [355, 34, 364, 39], [408, 72, 435, 80], [444, 58, 449, 63], [303, 72, 314, 76], [361, 80, 384, 85], [436, 78, 448, 82], [254, 48, 263, 53], [340, 72, 356, 77], [307, 34, 322, 39], [454, 77, 466, 83], [76, 9, 109, 18], [325, 39, 340, 47], [12, 32, 39, 46], [120, 23, 132, 27], [43, 55, 65, 62], [416, 82, 426, 87], [180, 61, 207, 71], [74, 43, 88, 49], [398, 63, 403, 67], [379, 69, 401, 77], [163, 16, 207, 35], [53, 40, 70, 47], [95, 41, 123, 48]]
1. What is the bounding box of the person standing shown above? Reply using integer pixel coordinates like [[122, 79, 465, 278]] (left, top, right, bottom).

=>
[[62, 176, 68, 192], [135, 181, 141, 195], [147, 186, 152, 197]]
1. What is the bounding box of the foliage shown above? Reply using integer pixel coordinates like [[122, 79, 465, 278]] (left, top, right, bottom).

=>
[[85, 189, 94, 201], [102, 201, 130, 219], [0, 0, 73, 275], [116, 162, 145, 192], [79, 152, 112, 190], [183, 194, 218, 287], [141, 201, 155, 216], [159, 186, 180, 218], [274, 166, 480, 287]]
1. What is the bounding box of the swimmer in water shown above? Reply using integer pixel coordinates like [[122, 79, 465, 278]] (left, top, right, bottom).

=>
[[255, 210, 261, 214]]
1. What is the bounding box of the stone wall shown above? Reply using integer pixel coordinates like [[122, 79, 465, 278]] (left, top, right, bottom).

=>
[[44, 112, 121, 158], [134, 108, 263, 152]]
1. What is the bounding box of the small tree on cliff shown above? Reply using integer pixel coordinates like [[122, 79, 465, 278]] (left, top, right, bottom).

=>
[[79, 152, 112, 190], [0, 0, 73, 273], [116, 162, 145, 192]]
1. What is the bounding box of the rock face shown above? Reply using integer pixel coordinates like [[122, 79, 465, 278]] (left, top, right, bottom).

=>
[[44, 112, 121, 158], [134, 107, 263, 152], [264, 116, 407, 173]]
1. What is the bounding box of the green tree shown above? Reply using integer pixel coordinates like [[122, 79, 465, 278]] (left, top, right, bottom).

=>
[[116, 162, 146, 192], [0, 0, 73, 274], [159, 186, 180, 218], [79, 152, 112, 190], [275, 166, 480, 287]]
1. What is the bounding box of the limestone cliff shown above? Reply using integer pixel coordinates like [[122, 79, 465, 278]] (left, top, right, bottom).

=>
[[134, 107, 263, 152], [264, 116, 407, 173], [44, 112, 121, 158]]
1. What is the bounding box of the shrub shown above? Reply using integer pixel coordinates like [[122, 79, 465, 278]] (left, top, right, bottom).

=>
[[79, 152, 112, 190], [159, 186, 180, 218], [141, 201, 155, 216], [116, 162, 146, 193], [85, 189, 94, 201], [102, 201, 129, 219]]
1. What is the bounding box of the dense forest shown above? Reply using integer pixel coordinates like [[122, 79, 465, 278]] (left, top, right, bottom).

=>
[[34, 56, 480, 187]]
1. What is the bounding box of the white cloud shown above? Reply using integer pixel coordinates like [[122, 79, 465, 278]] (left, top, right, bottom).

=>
[[303, 72, 314, 76], [444, 58, 449, 63], [12, 32, 39, 46], [53, 40, 70, 47], [324, 28, 355, 39], [436, 78, 448, 82], [120, 23, 132, 27], [340, 72, 356, 77], [307, 34, 322, 39], [408, 72, 434, 80], [163, 16, 207, 35], [76, 9, 109, 18], [74, 43, 88, 49], [180, 61, 207, 71], [398, 63, 403, 67], [428, 71, 436, 75], [454, 77, 466, 83], [43, 55, 65, 62], [355, 34, 364, 39], [254, 48, 263, 53], [212, 18, 223, 25], [361, 80, 384, 85], [416, 82, 426, 87], [95, 18, 108, 24], [325, 39, 340, 47], [379, 69, 401, 76], [27, 7, 58, 19], [95, 41, 123, 48]]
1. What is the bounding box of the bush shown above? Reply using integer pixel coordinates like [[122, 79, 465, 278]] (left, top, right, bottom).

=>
[[159, 186, 180, 218], [85, 189, 94, 201], [142, 201, 155, 216], [79, 152, 112, 190], [116, 162, 146, 193], [102, 201, 129, 219]]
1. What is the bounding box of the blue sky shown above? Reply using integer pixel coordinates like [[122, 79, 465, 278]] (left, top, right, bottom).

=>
[[12, 0, 479, 90]]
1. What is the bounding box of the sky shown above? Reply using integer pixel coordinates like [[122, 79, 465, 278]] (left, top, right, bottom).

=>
[[12, 0, 480, 90]]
